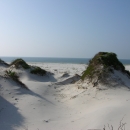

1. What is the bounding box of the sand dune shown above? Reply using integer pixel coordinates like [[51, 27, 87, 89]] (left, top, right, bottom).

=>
[[0, 63, 130, 130]]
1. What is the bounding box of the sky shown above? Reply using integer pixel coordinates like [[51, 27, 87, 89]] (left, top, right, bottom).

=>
[[0, 0, 130, 59]]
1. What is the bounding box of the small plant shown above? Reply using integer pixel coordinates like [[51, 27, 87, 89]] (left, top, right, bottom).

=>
[[30, 66, 46, 76], [10, 58, 30, 69], [103, 117, 126, 130], [5, 70, 28, 89], [5, 70, 19, 80]]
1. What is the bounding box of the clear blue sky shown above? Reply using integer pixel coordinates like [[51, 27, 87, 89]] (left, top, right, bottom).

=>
[[0, 0, 130, 58]]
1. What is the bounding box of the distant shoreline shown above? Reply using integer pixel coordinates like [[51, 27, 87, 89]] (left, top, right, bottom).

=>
[[1, 57, 130, 65]]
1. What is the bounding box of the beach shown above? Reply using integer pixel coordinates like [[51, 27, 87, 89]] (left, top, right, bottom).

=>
[[0, 62, 130, 130], [1, 0, 130, 129]]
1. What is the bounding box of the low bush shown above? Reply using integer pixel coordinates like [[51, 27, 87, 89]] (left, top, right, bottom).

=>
[[0, 59, 9, 66], [5, 70, 28, 89], [10, 59, 30, 69], [30, 66, 46, 76], [81, 52, 130, 86], [5, 70, 19, 80]]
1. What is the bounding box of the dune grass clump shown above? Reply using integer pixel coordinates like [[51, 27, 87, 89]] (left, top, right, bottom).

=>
[[10, 58, 46, 76], [0, 59, 9, 66], [98, 52, 125, 71], [81, 52, 130, 85], [5, 70, 28, 89], [30, 66, 46, 76], [10, 58, 30, 69], [5, 70, 19, 80]]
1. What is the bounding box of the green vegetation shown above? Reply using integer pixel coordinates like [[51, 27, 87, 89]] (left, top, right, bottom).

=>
[[5, 70, 19, 80], [5, 70, 28, 89], [0, 59, 9, 66], [10, 58, 30, 69], [10, 58, 46, 76], [98, 52, 125, 71], [81, 52, 130, 82], [30, 66, 46, 76]]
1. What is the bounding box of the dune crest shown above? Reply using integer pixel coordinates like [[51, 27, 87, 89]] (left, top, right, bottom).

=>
[[80, 52, 130, 88]]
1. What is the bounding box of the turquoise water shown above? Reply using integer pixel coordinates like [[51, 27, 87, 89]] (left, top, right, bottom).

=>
[[1, 57, 130, 65]]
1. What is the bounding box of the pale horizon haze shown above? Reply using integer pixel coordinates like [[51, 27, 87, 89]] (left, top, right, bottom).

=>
[[0, 0, 130, 59]]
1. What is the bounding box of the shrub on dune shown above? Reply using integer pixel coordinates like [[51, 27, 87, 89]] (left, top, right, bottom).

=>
[[5, 70, 19, 80], [10, 58, 30, 69], [10, 58, 46, 76], [81, 52, 130, 86], [0, 58, 9, 66], [30, 66, 46, 76], [5, 70, 28, 89]]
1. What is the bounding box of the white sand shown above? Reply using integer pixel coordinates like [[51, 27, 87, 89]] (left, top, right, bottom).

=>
[[0, 63, 130, 130]]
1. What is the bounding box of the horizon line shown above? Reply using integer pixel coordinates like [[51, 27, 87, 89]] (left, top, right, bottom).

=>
[[0, 56, 130, 60]]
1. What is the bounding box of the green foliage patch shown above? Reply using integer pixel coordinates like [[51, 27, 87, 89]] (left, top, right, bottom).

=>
[[0, 59, 9, 66], [81, 66, 94, 80], [81, 52, 130, 81], [5, 70, 19, 80], [5, 70, 28, 89], [99, 52, 125, 71], [30, 66, 46, 76], [10, 58, 30, 69]]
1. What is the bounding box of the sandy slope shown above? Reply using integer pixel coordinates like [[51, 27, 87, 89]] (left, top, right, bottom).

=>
[[0, 63, 130, 130]]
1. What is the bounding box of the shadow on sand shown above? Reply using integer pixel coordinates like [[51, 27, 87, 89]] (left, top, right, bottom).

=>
[[0, 96, 25, 130], [15, 87, 55, 105], [22, 72, 57, 82]]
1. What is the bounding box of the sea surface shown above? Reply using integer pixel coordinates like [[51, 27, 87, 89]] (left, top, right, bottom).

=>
[[1, 57, 130, 65]]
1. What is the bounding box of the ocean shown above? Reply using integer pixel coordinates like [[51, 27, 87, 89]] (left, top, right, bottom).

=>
[[1, 57, 130, 65]]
